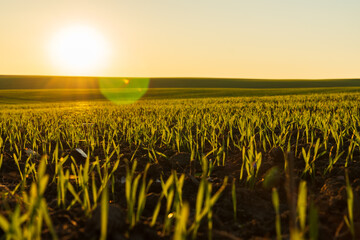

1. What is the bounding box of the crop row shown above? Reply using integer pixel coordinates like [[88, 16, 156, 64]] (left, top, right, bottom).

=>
[[0, 92, 360, 239]]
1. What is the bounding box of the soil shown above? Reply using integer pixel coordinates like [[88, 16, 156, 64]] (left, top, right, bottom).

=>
[[1, 142, 360, 240]]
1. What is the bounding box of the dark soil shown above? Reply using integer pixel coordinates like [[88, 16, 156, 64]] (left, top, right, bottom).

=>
[[1, 143, 360, 240]]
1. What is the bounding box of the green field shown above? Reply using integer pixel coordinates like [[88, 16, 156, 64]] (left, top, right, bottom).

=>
[[1, 87, 360, 239], [1, 87, 360, 105], [1, 75, 360, 89]]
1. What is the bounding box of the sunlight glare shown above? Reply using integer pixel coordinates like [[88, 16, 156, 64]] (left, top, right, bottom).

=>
[[49, 25, 109, 76]]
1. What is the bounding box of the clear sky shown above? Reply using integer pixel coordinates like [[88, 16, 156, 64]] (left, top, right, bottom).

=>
[[1, 0, 360, 78]]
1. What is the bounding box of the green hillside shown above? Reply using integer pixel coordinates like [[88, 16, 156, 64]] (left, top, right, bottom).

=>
[[1, 87, 360, 105], [1, 75, 360, 89]]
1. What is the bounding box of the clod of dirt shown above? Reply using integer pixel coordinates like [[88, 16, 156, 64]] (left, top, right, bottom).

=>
[[146, 164, 162, 181], [319, 177, 348, 212], [320, 178, 345, 197], [128, 223, 161, 240], [169, 152, 191, 170], [143, 192, 161, 216], [147, 181, 162, 194], [348, 163, 360, 180], [269, 147, 284, 166], [85, 204, 126, 240]]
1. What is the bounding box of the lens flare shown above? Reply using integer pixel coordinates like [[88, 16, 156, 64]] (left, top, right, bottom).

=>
[[98, 78, 150, 105]]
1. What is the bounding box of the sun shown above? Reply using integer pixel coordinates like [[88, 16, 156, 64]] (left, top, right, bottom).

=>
[[49, 25, 109, 76]]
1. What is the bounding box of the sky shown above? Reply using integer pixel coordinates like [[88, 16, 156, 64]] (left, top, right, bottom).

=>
[[0, 0, 360, 79]]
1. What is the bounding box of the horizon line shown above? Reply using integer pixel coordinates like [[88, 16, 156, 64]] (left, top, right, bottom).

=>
[[1, 74, 360, 81]]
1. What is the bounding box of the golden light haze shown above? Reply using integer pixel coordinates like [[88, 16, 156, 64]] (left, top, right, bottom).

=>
[[1, 0, 360, 79]]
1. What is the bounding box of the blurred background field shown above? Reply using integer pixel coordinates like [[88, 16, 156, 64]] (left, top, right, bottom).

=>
[[1, 86, 360, 105]]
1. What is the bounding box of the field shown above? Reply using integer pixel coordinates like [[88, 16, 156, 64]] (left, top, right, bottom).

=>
[[1, 88, 360, 239]]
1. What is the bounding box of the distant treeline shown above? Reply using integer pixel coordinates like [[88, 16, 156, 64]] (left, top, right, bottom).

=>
[[1, 75, 360, 89]]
